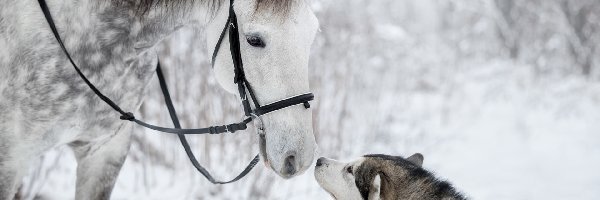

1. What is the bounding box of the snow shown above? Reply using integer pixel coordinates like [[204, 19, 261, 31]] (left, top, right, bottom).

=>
[[19, 0, 600, 199]]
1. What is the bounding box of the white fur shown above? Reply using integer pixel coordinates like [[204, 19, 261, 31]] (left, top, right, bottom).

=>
[[314, 157, 381, 200]]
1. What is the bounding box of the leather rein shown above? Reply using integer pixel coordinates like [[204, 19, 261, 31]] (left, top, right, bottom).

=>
[[37, 0, 314, 184]]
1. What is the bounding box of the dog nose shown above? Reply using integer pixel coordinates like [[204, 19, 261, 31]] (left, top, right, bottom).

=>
[[283, 152, 297, 176], [316, 157, 325, 167]]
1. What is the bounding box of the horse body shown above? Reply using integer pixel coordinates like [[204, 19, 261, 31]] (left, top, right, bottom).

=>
[[0, 1, 188, 198], [0, 0, 318, 199]]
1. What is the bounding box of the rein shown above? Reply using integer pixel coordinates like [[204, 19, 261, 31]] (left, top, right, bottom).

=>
[[37, 0, 314, 184]]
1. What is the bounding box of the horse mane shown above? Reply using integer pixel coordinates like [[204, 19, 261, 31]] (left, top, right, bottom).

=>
[[119, 0, 297, 16], [255, 0, 296, 16]]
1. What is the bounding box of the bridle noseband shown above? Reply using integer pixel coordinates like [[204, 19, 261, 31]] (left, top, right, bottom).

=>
[[37, 0, 314, 184]]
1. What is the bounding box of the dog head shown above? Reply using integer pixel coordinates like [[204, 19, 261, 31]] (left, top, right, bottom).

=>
[[314, 153, 424, 200]]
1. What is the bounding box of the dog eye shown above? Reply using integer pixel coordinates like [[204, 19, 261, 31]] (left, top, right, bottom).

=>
[[346, 166, 353, 175], [246, 36, 266, 48]]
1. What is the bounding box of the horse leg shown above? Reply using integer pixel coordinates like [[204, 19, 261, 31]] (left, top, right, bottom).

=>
[[0, 159, 29, 200], [0, 144, 31, 200], [69, 123, 132, 200]]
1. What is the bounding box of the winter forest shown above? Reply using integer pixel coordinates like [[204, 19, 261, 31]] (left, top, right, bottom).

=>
[[20, 0, 600, 199]]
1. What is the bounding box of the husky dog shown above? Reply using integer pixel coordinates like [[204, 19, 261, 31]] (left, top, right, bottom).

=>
[[314, 153, 466, 200]]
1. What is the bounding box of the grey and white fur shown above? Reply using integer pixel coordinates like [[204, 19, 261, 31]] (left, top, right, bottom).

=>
[[315, 154, 466, 200], [0, 0, 319, 199]]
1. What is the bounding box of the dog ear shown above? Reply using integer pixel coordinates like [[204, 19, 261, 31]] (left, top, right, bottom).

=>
[[407, 153, 424, 167], [367, 174, 381, 200], [355, 161, 378, 200]]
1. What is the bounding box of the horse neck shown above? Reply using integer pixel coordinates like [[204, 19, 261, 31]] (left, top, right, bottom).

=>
[[41, 0, 216, 63], [130, 3, 219, 54], [11, 0, 219, 110]]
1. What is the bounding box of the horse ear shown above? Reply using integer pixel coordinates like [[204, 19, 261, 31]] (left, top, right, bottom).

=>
[[407, 153, 424, 167], [355, 161, 378, 200], [367, 174, 381, 200]]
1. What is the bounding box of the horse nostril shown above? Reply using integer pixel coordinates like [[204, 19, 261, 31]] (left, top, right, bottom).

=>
[[316, 157, 324, 167], [284, 154, 297, 176]]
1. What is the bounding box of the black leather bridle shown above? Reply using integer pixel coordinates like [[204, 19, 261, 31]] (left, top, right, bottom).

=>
[[37, 0, 314, 184]]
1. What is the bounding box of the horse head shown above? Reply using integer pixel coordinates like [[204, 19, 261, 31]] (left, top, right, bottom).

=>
[[207, 0, 319, 178]]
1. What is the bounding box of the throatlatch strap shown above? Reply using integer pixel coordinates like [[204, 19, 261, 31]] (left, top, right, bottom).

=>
[[157, 65, 260, 184], [211, 16, 231, 67]]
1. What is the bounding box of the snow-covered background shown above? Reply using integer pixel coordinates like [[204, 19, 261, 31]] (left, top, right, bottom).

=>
[[19, 0, 600, 199]]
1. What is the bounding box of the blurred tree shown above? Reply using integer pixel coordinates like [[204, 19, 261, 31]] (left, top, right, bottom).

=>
[[559, 0, 600, 76]]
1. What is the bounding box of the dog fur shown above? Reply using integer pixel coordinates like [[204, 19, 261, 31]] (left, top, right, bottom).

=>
[[314, 153, 466, 200]]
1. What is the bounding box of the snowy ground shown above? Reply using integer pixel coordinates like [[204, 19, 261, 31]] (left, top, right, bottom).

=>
[[19, 0, 600, 199]]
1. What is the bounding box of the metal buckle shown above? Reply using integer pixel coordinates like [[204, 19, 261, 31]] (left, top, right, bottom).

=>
[[250, 113, 265, 136]]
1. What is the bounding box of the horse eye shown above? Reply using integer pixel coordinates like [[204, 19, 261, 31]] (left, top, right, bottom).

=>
[[246, 36, 266, 48], [346, 166, 353, 175]]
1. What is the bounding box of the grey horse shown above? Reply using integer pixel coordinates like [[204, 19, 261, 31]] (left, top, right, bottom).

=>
[[0, 0, 319, 199]]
